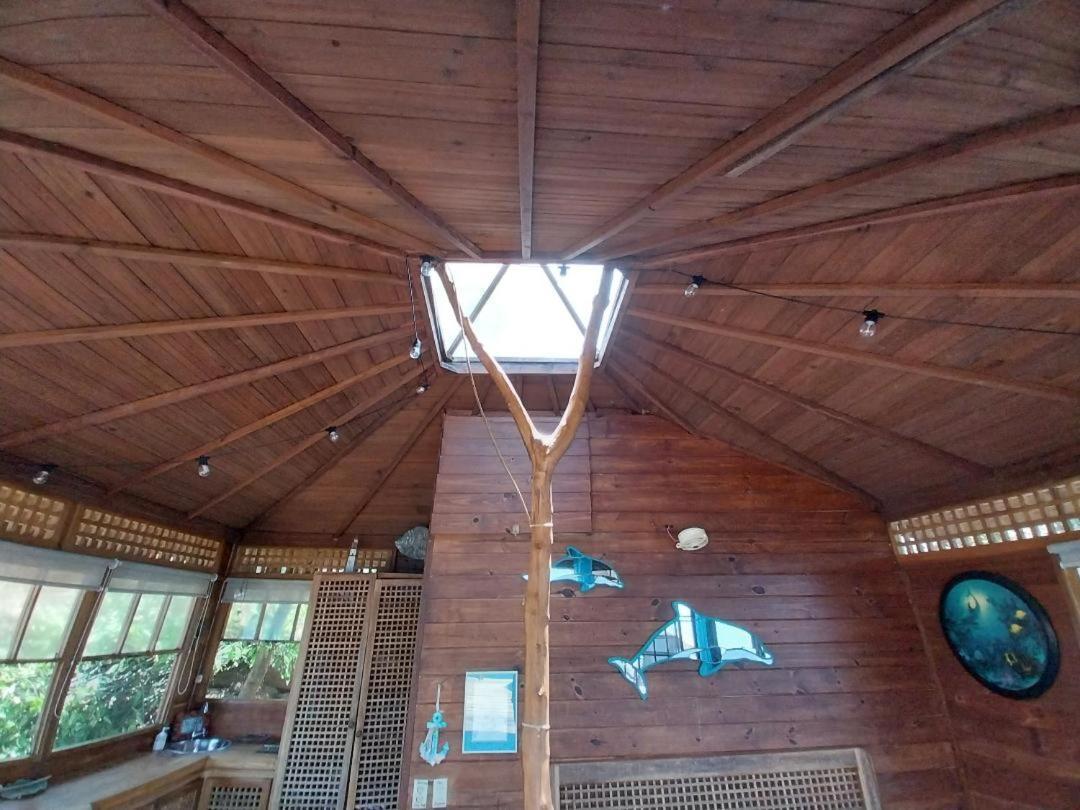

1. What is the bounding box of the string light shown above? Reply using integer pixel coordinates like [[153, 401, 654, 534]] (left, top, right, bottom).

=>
[[860, 309, 881, 338], [31, 464, 55, 486], [409, 337, 423, 360], [326, 426, 341, 443], [196, 456, 211, 478], [416, 379, 429, 395], [419, 256, 437, 278], [683, 274, 705, 297], [559, 263, 569, 277]]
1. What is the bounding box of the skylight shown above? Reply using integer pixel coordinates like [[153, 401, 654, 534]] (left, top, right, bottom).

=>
[[423, 263, 627, 374]]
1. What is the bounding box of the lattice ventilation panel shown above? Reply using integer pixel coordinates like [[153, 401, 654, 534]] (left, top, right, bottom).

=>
[[556, 749, 879, 810], [201, 779, 269, 810], [230, 545, 391, 577], [351, 578, 424, 810], [0, 480, 70, 548], [65, 506, 221, 571], [890, 476, 1080, 557], [275, 575, 375, 810]]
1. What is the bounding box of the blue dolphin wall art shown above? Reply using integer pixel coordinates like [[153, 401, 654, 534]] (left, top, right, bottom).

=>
[[609, 601, 774, 699], [523, 546, 623, 593]]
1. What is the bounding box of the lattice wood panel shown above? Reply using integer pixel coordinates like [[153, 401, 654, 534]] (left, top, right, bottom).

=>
[[230, 545, 391, 577], [0, 479, 70, 549], [64, 506, 222, 571], [556, 750, 879, 810], [273, 574, 375, 810], [890, 476, 1080, 557], [351, 578, 424, 810], [198, 778, 270, 810]]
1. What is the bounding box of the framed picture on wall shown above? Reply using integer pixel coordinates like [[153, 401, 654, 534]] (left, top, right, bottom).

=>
[[939, 571, 1060, 699]]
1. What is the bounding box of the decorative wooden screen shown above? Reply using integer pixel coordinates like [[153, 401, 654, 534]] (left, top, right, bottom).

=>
[[0, 479, 71, 549], [230, 545, 391, 577], [555, 749, 880, 809], [350, 578, 424, 809], [273, 574, 375, 809], [65, 505, 222, 571], [198, 778, 270, 810], [890, 475, 1080, 557]]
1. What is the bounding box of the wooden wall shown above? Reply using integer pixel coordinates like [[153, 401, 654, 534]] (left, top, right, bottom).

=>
[[904, 550, 1080, 810], [407, 413, 963, 808]]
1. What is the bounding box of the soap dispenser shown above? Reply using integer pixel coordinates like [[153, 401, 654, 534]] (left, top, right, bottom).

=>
[[152, 726, 169, 752]]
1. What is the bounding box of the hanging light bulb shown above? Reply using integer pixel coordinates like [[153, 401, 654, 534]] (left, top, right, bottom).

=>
[[326, 426, 341, 443], [558, 263, 568, 277], [196, 456, 211, 478], [409, 337, 423, 360], [31, 464, 55, 486], [419, 256, 437, 278], [860, 309, 881, 338], [684, 275, 705, 297], [416, 379, 429, 395]]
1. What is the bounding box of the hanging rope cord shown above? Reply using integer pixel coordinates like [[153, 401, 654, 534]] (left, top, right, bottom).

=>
[[444, 265, 532, 522]]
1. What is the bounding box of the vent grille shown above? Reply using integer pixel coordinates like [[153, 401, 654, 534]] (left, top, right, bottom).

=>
[[66, 506, 221, 571], [231, 545, 391, 577], [890, 476, 1080, 557], [0, 481, 70, 548], [556, 750, 879, 810], [202, 780, 269, 810], [351, 579, 423, 809]]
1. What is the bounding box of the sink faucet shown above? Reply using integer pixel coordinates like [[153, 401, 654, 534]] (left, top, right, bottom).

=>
[[192, 702, 209, 739]]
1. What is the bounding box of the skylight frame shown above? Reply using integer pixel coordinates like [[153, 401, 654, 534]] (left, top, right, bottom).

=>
[[420, 262, 629, 375]]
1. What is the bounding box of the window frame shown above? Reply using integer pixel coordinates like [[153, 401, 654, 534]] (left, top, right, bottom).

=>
[[0, 583, 83, 664]]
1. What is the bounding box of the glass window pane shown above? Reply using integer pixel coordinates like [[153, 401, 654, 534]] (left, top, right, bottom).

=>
[[18, 586, 80, 660], [0, 662, 56, 761], [223, 603, 262, 640], [155, 596, 194, 651], [122, 594, 166, 654], [292, 603, 308, 642], [54, 653, 177, 749], [83, 592, 135, 657], [207, 641, 298, 700], [259, 603, 298, 641], [0, 583, 34, 660]]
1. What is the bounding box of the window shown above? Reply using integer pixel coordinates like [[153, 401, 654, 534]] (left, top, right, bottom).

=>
[[0, 583, 83, 761], [207, 601, 307, 700], [423, 263, 627, 374], [53, 591, 195, 749]]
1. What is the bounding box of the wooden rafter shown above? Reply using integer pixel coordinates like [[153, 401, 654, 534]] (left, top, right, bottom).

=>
[[0, 130, 401, 256], [633, 281, 1080, 300], [631, 174, 1080, 267], [445, 264, 509, 356], [0, 325, 414, 449], [142, 0, 482, 258], [0, 305, 411, 350], [335, 377, 463, 537], [623, 329, 990, 476], [109, 355, 413, 496], [541, 264, 586, 334], [545, 375, 560, 413], [562, 0, 1024, 258], [516, 0, 542, 259], [0, 56, 432, 251], [610, 106, 1080, 257], [629, 309, 1080, 404], [193, 366, 424, 520], [605, 358, 697, 435], [608, 352, 880, 507], [599, 368, 644, 413]]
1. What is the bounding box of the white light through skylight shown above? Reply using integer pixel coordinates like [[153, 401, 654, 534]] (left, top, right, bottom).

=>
[[425, 263, 626, 372]]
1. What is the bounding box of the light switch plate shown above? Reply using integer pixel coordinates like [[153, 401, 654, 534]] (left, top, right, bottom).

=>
[[411, 778, 429, 809], [432, 777, 448, 808]]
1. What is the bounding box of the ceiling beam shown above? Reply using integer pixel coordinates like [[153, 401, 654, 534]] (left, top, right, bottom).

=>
[[541, 264, 586, 334], [0, 56, 431, 252], [608, 353, 879, 507], [0, 324, 414, 449], [629, 308, 1080, 405], [335, 377, 463, 537], [623, 328, 990, 477], [0, 130, 401, 256], [611, 105, 1080, 257], [516, 0, 542, 259], [109, 355, 413, 496], [561, 0, 1025, 258], [0, 233, 406, 284], [0, 304, 411, 350], [631, 174, 1080, 268], [606, 358, 696, 435], [633, 281, 1080, 300], [190, 365, 424, 520], [445, 264, 509, 356], [142, 0, 482, 259], [545, 375, 561, 413]]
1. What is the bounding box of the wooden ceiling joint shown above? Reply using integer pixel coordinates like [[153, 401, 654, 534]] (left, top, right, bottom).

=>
[[516, 0, 542, 259], [632, 281, 1080, 300]]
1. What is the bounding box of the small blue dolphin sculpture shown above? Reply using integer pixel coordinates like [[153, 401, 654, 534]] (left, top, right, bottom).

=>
[[609, 601, 774, 699], [524, 546, 623, 592]]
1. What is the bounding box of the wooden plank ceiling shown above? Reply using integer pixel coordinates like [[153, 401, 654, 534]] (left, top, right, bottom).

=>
[[0, 0, 1076, 542]]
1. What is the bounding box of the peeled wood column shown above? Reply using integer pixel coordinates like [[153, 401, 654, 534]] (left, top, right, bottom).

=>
[[436, 263, 613, 810]]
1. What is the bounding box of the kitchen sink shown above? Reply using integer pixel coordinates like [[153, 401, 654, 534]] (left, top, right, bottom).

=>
[[165, 737, 231, 754]]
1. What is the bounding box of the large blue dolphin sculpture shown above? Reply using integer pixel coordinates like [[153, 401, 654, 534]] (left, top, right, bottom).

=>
[[609, 601, 774, 699]]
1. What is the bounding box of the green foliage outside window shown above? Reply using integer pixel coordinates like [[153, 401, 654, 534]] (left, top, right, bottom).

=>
[[208, 641, 298, 700], [0, 662, 55, 760]]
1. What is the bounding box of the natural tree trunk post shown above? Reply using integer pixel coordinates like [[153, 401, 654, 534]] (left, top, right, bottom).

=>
[[436, 263, 613, 810]]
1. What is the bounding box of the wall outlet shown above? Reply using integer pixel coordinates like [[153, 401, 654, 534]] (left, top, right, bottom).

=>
[[432, 777, 448, 808], [411, 778, 429, 809]]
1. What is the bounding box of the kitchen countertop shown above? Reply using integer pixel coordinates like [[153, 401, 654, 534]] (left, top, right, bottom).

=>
[[3, 745, 275, 809]]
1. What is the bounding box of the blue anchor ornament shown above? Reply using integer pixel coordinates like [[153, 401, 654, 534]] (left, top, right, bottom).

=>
[[418, 683, 450, 767]]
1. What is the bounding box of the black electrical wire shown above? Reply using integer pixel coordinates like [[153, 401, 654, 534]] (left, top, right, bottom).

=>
[[665, 268, 1080, 337]]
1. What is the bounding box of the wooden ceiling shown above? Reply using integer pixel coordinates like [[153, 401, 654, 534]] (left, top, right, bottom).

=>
[[0, 0, 1076, 543]]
